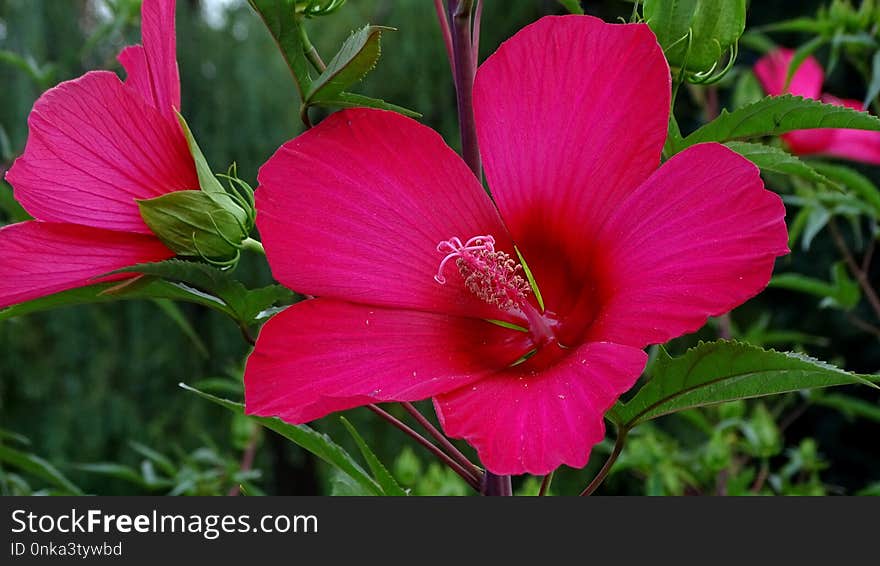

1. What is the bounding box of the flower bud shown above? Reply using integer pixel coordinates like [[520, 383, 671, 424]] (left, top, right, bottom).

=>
[[643, 0, 746, 77], [138, 189, 252, 260]]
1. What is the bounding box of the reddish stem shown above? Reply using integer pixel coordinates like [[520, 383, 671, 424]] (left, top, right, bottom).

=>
[[367, 404, 480, 490], [433, 0, 455, 72], [447, 0, 482, 180]]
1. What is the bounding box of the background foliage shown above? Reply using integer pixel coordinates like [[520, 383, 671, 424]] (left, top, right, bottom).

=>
[[0, 0, 878, 496]]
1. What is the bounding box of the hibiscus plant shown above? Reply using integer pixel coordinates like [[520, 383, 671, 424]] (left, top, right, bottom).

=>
[[1, 0, 879, 496]]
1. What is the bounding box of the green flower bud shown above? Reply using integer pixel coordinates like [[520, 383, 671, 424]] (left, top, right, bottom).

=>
[[643, 0, 746, 78], [138, 189, 252, 260]]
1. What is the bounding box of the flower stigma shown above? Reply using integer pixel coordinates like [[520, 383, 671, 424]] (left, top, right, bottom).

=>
[[434, 235, 556, 348]]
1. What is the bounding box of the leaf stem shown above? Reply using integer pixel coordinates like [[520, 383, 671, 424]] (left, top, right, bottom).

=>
[[366, 404, 481, 490], [298, 24, 327, 73], [399, 402, 483, 481], [580, 426, 628, 496]]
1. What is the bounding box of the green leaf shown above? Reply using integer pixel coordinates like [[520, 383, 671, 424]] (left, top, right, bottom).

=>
[[179, 383, 382, 495], [153, 299, 209, 357], [731, 70, 764, 110], [725, 141, 837, 188], [137, 190, 250, 259], [248, 0, 312, 98], [613, 341, 879, 428], [643, 0, 746, 73], [340, 416, 407, 496], [129, 442, 177, 476], [814, 393, 880, 423], [864, 51, 880, 109], [557, 0, 584, 15], [769, 262, 860, 310], [306, 25, 392, 104], [313, 91, 421, 117], [73, 463, 156, 488], [674, 94, 880, 152], [0, 278, 239, 323], [111, 259, 295, 326], [784, 36, 825, 91], [176, 113, 225, 194], [809, 162, 880, 216], [0, 444, 83, 495]]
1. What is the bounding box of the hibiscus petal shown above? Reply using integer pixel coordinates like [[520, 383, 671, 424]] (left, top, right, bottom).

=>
[[245, 298, 532, 424], [0, 221, 173, 309], [589, 143, 789, 348], [754, 48, 823, 99], [6, 71, 198, 233], [255, 108, 515, 319], [474, 15, 670, 257], [118, 0, 181, 119], [435, 342, 647, 476]]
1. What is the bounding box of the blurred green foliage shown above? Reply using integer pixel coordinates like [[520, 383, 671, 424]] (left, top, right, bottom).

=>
[[1, 0, 878, 495]]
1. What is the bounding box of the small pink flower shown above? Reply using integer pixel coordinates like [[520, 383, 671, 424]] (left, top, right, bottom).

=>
[[246, 16, 789, 475], [755, 48, 880, 164], [0, 0, 195, 308]]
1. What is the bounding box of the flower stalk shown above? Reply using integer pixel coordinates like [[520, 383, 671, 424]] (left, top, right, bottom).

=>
[[446, 0, 482, 180]]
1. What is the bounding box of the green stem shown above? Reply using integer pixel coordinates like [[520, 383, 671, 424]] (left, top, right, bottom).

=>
[[298, 24, 327, 73], [242, 238, 265, 256]]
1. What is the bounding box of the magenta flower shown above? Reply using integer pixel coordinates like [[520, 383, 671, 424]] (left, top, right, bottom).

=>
[[246, 16, 789, 475], [755, 48, 880, 165], [0, 0, 196, 308]]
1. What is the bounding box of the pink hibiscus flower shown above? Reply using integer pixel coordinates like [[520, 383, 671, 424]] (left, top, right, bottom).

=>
[[755, 48, 880, 164], [246, 16, 789, 475], [0, 0, 196, 308]]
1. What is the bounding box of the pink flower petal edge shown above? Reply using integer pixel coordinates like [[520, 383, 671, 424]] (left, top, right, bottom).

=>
[[0, 222, 173, 309], [244, 298, 532, 423], [587, 143, 789, 348], [435, 342, 647, 475]]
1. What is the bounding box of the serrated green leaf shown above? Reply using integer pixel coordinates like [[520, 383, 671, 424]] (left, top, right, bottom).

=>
[[306, 25, 391, 104], [180, 383, 382, 495], [557, 0, 584, 15], [674, 94, 880, 151], [313, 91, 421, 117], [0, 278, 235, 323], [137, 190, 249, 259], [248, 0, 312, 98], [643, 0, 746, 73], [110, 259, 295, 326], [725, 141, 837, 188], [0, 445, 83, 495], [340, 416, 406, 496], [614, 341, 879, 428]]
